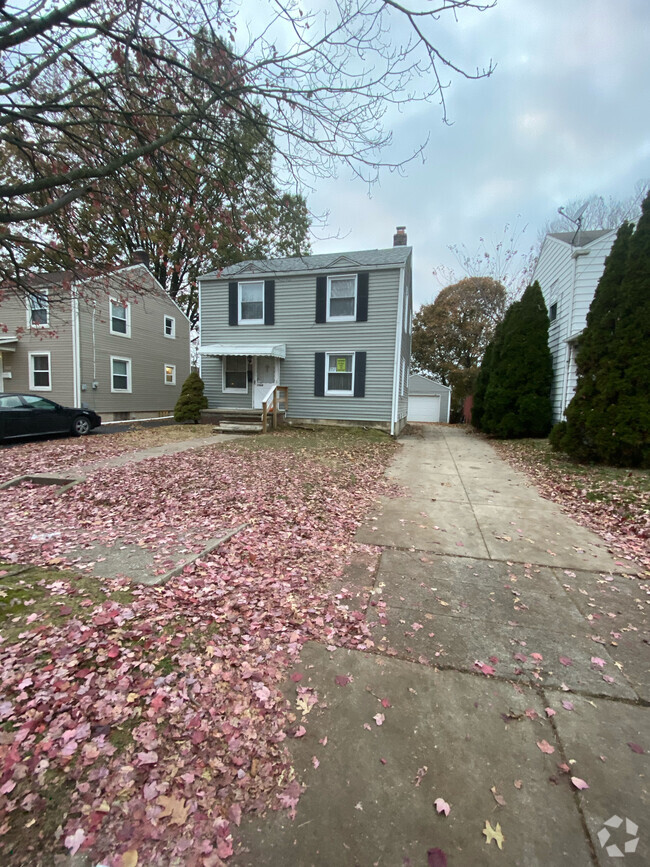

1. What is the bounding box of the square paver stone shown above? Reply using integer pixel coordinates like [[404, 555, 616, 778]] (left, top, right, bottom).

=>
[[548, 693, 649, 866], [233, 643, 596, 866]]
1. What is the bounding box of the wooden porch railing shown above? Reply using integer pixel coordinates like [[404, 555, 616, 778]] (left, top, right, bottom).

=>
[[262, 385, 289, 433]]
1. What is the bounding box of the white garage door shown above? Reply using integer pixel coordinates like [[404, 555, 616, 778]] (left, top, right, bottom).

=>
[[407, 394, 440, 423]]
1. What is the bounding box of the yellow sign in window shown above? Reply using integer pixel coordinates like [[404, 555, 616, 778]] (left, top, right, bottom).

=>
[[336, 357, 347, 372]]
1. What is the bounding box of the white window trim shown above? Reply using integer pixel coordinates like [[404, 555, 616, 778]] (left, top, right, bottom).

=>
[[325, 351, 355, 396], [164, 315, 176, 339], [109, 297, 131, 338], [110, 355, 132, 393], [326, 274, 357, 322], [222, 355, 249, 394], [164, 363, 176, 385], [29, 351, 52, 391], [238, 281, 265, 325], [27, 290, 49, 329]]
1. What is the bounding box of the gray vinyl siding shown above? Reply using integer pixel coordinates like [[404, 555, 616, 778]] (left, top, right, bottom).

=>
[[0, 294, 76, 406], [200, 266, 405, 424], [76, 271, 191, 414], [533, 232, 615, 422]]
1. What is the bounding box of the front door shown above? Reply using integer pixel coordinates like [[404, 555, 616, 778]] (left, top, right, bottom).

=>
[[253, 356, 279, 409]]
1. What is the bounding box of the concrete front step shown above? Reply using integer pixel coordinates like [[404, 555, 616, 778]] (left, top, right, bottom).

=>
[[215, 422, 264, 434]]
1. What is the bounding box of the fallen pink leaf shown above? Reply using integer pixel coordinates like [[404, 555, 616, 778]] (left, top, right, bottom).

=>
[[434, 797, 450, 817], [537, 740, 555, 755], [571, 777, 589, 790]]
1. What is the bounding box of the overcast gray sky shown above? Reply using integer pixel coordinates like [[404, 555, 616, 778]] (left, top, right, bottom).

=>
[[304, 0, 650, 310]]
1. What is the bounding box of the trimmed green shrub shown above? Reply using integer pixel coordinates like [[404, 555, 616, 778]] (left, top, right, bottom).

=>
[[174, 370, 208, 423], [560, 199, 650, 467], [472, 332, 497, 431], [479, 282, 553, 438], [548, 421, 567, 451]]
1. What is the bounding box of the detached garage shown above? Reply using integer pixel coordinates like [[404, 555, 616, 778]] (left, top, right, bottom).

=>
[[407, 374, 451, 423]]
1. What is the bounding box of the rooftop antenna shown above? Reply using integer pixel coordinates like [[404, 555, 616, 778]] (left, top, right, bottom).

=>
[[558, 201, 588, 245]]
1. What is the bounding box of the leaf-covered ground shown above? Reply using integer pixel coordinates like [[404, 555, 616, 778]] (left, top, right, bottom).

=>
[[0, 424, 213, 485], [490, 437, 650, 574], [0, 428, 397, 866]]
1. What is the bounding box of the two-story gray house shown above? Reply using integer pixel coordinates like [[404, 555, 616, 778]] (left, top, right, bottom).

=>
[[198, 229, 412, 435], [0, 262, 191, 420]]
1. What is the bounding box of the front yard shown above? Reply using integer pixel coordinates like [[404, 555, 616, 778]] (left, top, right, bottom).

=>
[[492, 437, 650, 574], [0, 427, 396, 866]]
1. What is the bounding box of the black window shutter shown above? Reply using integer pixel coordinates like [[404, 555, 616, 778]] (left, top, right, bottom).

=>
[[354, 351, 366, 397], [264, 280, 275, 325], [314, 352, 325, 396], [316, 276, 327, 323], [228, 282, 238, 326], [356, 272, 369, 322]]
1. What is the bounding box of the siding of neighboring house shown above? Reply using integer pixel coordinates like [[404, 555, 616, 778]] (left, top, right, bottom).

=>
[[0, 266, 191, 418], [533, 230, 615, 422], [200, 266, 403, 427], [0, 289, 77, 406], [75, 268, 191, 417]]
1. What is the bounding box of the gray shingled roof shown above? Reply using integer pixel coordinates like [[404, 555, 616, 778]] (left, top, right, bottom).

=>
[[199, 246, 412, 280], [549, 229, 614, 247]]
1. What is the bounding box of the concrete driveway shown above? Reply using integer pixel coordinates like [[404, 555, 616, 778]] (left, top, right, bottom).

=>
[[234, 426, 649, 866]]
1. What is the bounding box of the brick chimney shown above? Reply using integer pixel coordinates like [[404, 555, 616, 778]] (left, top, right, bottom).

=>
[[393, 226, 407, 246], [132, 248, 150, 268]]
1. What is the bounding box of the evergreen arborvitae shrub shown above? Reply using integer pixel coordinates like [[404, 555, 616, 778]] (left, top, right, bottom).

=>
[[472, 330, 498, 431], [174, 370, 208, 423], [560, 200, 650, 467], [480, 282, 553, 438]]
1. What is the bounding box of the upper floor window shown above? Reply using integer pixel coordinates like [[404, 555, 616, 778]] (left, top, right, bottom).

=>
[[239, 282, 264, 324], [164, 315, 176, 338], [29, 352, 51, 390], [110, 299, 131, 337], [327, 275, 357, 321], [549, 302, 557, 322], [29, 291, 49, 327]]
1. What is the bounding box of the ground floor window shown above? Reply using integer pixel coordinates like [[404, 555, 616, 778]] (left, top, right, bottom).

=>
[[325, 352, 354, 395], [111, 356, 132, 392], [223, 356, 248, 392], [164, 364, 176, 385], [29, 352, 51, 390]]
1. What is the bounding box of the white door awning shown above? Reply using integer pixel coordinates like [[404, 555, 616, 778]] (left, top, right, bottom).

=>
[[199, 343, 286, 359], [0, 337, 17, 352]]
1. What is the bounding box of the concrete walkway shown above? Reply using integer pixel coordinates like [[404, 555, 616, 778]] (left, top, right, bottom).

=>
[[234, 426, 649, 866]]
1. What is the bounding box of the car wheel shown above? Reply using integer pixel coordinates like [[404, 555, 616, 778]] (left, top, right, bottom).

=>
[[72, 416, 91, 436]]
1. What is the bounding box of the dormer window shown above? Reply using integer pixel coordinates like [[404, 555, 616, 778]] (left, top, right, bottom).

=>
[[327, 275, 357, 321]]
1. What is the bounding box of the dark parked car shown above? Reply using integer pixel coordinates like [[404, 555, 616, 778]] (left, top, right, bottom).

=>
[[0, 393, 101, 441]]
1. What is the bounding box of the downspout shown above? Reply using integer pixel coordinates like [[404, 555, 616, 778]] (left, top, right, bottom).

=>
[[391, 266, 406, 436], [71, 289, 81, 406]]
